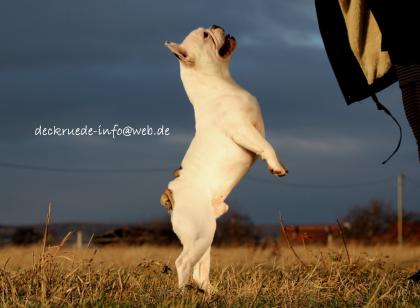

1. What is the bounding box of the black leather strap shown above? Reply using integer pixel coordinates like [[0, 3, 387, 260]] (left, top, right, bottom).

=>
[[371, 94, 402, 164]]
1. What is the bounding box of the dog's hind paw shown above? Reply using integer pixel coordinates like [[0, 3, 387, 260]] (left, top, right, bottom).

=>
[[160, 188, 174, 211]]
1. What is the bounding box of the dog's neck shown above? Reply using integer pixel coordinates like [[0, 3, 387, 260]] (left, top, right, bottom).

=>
[[180, 65, 238, 108]]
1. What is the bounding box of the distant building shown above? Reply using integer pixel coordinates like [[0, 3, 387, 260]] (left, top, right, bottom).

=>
[[281, 224, 341, 246]]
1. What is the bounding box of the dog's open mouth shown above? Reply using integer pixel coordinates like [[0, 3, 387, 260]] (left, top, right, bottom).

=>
[[218, 34, 236, 58]]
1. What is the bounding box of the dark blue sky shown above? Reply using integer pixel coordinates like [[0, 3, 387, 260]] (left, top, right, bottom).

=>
[[0, 0, 419, 225]]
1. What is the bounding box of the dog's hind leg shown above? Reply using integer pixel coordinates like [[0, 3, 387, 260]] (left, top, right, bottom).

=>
[[175, 235, 214, 290], [192, 246, 212, 291], [174, 247, 192, 288], [172, 209, 216, 291]]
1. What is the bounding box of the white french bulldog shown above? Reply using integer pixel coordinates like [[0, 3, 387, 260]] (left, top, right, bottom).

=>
[[161, 25, 288, 292]]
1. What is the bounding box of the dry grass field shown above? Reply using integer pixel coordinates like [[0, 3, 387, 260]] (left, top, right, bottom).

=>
[[1, 241, 420, 307]]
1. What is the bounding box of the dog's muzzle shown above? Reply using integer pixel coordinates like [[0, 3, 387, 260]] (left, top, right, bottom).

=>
[[211, 24, 224, 32], [218, 34, 236, 58], [209, 24, 236, 58]]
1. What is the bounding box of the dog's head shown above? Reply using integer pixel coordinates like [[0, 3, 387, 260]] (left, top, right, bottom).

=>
[[165, 25, 236, 72]]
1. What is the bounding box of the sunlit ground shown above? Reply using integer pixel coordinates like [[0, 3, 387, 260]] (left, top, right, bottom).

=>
[[1, 243, 419, 306]]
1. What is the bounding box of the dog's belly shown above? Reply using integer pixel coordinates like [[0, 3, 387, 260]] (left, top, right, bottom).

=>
[[172, 129, 255, 199]]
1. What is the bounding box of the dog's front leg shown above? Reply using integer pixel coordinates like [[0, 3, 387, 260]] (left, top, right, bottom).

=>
[[173, 166, 182, 178], [229, 124, 288, 176], [212, 195, 229, 218]]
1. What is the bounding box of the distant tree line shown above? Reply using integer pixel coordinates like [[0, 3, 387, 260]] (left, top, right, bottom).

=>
[[4, 199, 420, 246], [342, 199, 420, 244]]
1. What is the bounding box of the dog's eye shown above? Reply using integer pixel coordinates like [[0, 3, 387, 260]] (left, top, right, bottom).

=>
[[203, 31, 209, 39]]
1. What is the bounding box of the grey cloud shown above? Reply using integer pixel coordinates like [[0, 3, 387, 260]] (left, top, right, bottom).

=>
[[0, 0, 320, 69], [0, 0, 418, 225]]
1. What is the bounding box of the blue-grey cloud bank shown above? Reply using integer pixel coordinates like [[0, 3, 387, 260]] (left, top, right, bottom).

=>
[[0, 0, 419, 225]]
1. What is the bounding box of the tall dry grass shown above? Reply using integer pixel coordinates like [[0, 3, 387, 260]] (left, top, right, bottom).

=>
[[1, 242, 420, 306], [1, 206, 419, 306]]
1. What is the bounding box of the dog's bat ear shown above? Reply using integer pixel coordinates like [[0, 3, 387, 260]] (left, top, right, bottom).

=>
[[164, 41, 194, 65]]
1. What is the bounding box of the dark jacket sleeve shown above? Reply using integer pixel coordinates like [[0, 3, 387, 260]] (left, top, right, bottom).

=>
[[368, 0, 420, 65], [315, 0, 396, 105]]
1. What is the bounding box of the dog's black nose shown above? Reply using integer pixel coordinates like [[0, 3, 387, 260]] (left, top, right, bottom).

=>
[[211, 24, 224, 32]]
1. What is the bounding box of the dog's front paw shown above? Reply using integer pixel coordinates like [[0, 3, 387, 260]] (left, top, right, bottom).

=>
[[269, 166, 288, 177], [173, 166, 182, 178], [212, 196, 229, 218]]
